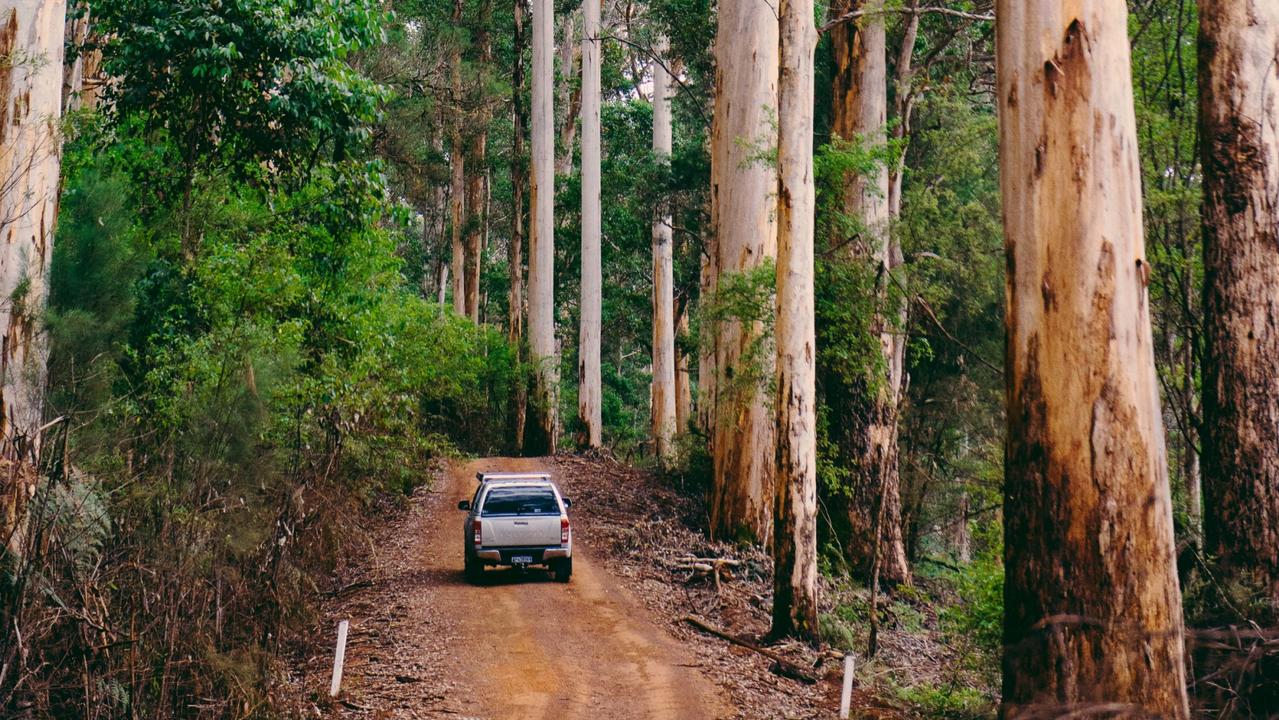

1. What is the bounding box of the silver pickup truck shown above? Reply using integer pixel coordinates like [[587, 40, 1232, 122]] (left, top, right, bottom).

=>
[[457, 472, 573, 583]]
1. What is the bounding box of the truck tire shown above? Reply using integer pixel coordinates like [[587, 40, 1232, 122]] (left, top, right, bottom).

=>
[[465, 555, 483, 584], [552, 557, 572, 583]]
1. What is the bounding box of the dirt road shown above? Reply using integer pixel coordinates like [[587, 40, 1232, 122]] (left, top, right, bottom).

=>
[[327, 457, 729, 719]]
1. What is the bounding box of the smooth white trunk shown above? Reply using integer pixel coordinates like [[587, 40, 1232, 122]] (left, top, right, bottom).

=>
[[556, 8, 581, 177], [450, 135, 466, 316], [650, 36, 676, 462], [675, 304, 692, 432], [464, 133, 485, 322], [772, 0, 818, 639], [577, 0, 602, 448], [0, 0, 67, 553], [708, 0, 779, 545], [528, 0, 558, 454]]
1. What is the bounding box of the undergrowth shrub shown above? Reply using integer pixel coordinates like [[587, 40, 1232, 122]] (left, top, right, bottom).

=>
[[1, 105, 515, 718]]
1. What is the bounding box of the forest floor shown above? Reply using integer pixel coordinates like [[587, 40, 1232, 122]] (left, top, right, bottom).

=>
[[283, 456, 923, 719]]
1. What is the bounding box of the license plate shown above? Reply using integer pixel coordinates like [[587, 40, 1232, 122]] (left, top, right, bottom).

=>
[[512, 555, 533, 564]]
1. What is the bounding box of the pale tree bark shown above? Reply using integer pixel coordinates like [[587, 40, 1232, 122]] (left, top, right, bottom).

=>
[[463, 0, 492, 324], [511, 0, 528, 451], [448, 0, 466, 316], [450, 136, 466, 315], [464, 136, 485, 322], [772, 0, 819, 641], [526, 0, 558, 455], [997, 2, 1189, 715], [953, 491, 970, 563], [829, 0, 910, 585], [61, 4, 100, 113], [675, 300, 692, 434], [419, 210, 431, 296], [696, 228, 717, 437], [650, 36, 677, 463], [1199, 0, 1279, 603], [556, 8, 581, 178], [425, 136, 448, 301], [887, 1, 920, 219], [708, 0, 779, 546], [577, 0, 602, 448], [0, 0, 67, 555]]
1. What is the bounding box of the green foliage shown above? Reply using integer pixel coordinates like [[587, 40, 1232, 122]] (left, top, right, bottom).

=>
[[93, 0, 388, 189], [818, 611, 859, 652], [11, 3, 522, 714], [893, 682, 995, 720], [698, 260, 777, 404], [939, 556, 1004, 656]]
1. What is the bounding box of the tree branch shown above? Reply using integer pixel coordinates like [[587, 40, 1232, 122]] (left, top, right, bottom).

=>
[[820, 6, 994, 36]]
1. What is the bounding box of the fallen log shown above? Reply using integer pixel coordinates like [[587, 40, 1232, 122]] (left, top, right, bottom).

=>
[[680, 615, 818, 684], [677, 556, 743, 567]]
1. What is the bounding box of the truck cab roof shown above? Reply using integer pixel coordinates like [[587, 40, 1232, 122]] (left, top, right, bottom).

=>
[[474, 471, 552, 484]]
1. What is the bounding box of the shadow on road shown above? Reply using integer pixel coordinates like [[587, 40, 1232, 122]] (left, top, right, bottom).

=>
[[467, 567, 558, 587]]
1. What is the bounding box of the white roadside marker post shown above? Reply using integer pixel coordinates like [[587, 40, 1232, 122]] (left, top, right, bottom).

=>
[[838, 653, 855, 718], [329, 620, 350, 698]]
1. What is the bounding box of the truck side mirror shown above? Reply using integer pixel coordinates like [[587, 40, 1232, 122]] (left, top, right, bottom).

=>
[[562, 498, 572, 509], [457, 500, 470, 511]]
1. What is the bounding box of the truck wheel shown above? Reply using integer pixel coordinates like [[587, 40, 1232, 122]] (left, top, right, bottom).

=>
[[465, 555, 483, 584], [552, 557, 572, 583]]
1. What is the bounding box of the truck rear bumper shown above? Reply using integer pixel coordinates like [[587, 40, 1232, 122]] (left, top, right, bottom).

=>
[[475, 546, 570, 564]]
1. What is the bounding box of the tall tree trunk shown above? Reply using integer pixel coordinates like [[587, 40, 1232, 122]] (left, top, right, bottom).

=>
[[526, 0, 558, 456], [829, 0, 910, 585], [708, 0, 779, 546], [1200, 0, 1279, 603], [425, 135, 448, 300], [772, 0, 819, 641], [511, 0, 529, 452], [450, 137, 466, 315], [448, 0, 466, 317], [577, 0, 602, 448], [419, 209, 432, 296], [697, 225, 717, 437], [0, 0, 67, 556], [954, 491, 971, 563], [675, 300, 692, 434], [1181, 268, 1201, 535], [464, 136, 485, 322], [650, 36, 677, 463], [463, 0, 492, 324], [887, 1, 920, 219], [997, 2, 1189, 715], [61, 4, 99, 113], [556, 8, 581, 178]]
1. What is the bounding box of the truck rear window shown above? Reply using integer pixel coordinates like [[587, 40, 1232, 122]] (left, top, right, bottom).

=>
[[481, 487, 560, 515]]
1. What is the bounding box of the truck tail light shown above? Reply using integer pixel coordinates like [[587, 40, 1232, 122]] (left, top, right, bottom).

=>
[[560, 517, 570, 545], [473, 519, 483, 546]]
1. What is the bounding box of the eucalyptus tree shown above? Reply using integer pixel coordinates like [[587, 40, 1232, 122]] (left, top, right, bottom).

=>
[[578, 0, 603, 447], [1200, 0, 1279, 604], [997, 0, 1189, 714], [828, 0, 910, 585], [463, 0, 494, 323], [527, 0, 559, 454], [0, 0, 68, 553], [707, 0, 779, 545], [772, 0, 819, 640], [651, 35, 677, 463]]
